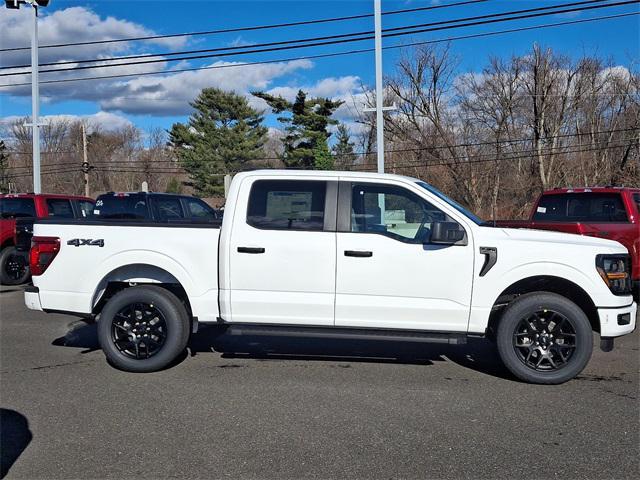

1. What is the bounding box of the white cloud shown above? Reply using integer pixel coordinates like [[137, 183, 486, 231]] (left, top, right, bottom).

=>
[[0, 6, 186, 67], [97, 59, 314, 116], [1, 111, 132, 132], [227, 36, 256, 48]]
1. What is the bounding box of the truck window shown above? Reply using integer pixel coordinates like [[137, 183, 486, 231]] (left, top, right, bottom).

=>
[[46, 199, 74, 218], [93, 194, 149, 220], [76, 200, 95, 218], [533, 193, 628, 223], [633, 193, 640, 213], [247, 180, 326, 231], [184, 198, 216, 221], [351, 183, 453, 243], [0, 198, 36, 218], [154, 197, 184, 221]]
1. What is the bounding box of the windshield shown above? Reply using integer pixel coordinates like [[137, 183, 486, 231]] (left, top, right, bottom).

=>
[[0, 198, 36, 219], [416, 182, 483, 225]]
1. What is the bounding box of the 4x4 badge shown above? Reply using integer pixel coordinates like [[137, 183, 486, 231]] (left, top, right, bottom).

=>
[[67, 239, 104, 247]]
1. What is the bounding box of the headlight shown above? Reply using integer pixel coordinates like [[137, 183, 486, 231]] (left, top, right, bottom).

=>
[[596, 254, 632, 295]]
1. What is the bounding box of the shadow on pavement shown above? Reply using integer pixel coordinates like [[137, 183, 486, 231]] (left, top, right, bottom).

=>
[[0, 289, 21, 295], [52, 321, 513, 380], [0, 409, 32, 479]]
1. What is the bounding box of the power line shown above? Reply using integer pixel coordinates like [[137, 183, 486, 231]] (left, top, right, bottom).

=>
[[6, 139, 633, 180], [1, 0, 635, 78], [1, 11, 636, 89], [10, 137, 632, 177], [0, 0, 489, 53], [0, 0, 607, 70], [5, 127, 636, 170]]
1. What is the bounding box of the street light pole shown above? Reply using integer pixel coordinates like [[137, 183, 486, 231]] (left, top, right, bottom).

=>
[[373, 0, 384, 174], [30, 2, 41, 193]]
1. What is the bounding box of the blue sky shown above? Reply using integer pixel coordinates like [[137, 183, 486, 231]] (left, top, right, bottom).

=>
[[1, 0, 638, 139]]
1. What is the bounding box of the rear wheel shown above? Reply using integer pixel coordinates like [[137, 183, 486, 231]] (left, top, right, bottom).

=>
[[496, 292, 593, 384], [97, 286, 190, 372], [0, 247, 30, 285]]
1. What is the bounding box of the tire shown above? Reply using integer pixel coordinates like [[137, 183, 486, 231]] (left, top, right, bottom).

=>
[[97, 286, 190, 372], [496, 292, 593, 384], [0, 247, 31, 285]]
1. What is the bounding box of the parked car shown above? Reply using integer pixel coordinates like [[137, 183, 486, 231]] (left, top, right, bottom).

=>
[[25, 171, 636, 384], [0, 193, 94, 285], [91, 192, 222, 223], [495, 187, 640, 296]]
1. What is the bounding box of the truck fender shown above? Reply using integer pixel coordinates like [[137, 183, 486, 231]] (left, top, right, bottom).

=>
[[90, 250, 196, 309]]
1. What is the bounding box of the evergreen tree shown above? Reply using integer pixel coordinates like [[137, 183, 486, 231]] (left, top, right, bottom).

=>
[[252, 89, 343, 169], [165, 177, 183, 194], [169, 88, 267, 196], [0, 140, 10, 193], [332, 124, 356, 168], [312, 138, 334, 170]]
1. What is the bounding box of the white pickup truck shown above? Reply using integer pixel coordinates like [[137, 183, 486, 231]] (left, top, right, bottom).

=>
[[25, 170, 636, 383]]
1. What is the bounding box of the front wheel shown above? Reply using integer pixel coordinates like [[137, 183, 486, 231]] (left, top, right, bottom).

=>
[[496, 293, 593, 384], [0, 247, 30, 285], [97, 286, 190, 372]]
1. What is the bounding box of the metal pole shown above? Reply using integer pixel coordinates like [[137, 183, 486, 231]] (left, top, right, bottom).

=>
[[81, 123, 89, 197], [374, 0, 384, 174], [30, 4, 41, 193]]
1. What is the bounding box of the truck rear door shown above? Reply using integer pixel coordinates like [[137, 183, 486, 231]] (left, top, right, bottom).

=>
[[228, 178, 337, 325]]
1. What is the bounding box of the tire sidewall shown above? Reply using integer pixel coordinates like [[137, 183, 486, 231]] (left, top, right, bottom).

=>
[[98, 286, 190, 372], [496, 293, 593, 384], [0, 247, 30, 285]]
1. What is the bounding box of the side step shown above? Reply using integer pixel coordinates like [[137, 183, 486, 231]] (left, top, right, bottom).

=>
[[225, 323, 468, 345]]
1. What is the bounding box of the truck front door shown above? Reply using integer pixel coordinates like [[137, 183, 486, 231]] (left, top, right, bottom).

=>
[[334, 180, 474, 332], [228, 178, 337, 325]]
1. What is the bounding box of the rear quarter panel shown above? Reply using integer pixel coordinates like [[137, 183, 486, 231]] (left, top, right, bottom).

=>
[[32, 222, 220, 322]]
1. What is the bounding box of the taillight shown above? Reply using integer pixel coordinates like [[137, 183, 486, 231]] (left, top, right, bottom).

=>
[[30, 236, 60, 276]]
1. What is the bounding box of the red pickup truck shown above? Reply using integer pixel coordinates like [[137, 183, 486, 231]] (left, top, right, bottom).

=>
[[0, 193, 94, 285], [496, 187, 640, 295]]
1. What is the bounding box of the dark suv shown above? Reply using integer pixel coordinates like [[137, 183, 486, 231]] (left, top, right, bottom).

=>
[[92, 192, 221, 223]]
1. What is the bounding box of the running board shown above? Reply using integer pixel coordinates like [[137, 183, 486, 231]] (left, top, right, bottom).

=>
[[225, 324, 468, 345]]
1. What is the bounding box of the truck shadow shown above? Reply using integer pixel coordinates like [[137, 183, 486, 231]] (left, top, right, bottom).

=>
[[0, 409, 32, 479], [52, 322, 512, 380]]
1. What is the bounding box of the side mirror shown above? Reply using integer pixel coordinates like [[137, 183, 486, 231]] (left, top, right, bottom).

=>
[[429, 221, 467, 245]]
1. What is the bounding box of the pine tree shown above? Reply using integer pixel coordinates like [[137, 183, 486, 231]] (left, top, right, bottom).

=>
[[252, 89, 343, 169], [165, 177, 183, 194], [332, 124, 356, 168], [313, 138, 334, 170], [0, 140, 10, 193], [169, 88, 267, 196]]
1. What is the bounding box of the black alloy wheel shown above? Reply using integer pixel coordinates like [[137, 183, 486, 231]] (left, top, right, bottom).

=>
[[512, 309, 576, 371], [0, 247, 30, 285], [98, 285, 190, 372], [496, 292, 593, 384], [111, 303, 168, 359]]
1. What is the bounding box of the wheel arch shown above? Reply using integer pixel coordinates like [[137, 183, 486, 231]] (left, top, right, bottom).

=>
[[91, 263, 192, 319], [487, 275, 600, 338]]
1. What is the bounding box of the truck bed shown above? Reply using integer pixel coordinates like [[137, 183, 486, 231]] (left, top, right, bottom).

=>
[[29, 218, 221, 322]]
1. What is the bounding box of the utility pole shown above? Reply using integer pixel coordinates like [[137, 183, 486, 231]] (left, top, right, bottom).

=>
[[373, 0, 384, 174], [5, 1, 50, 193], [30, 2, 41, 193], [81, 123, 90, 197], [362, 0, 395, 173]]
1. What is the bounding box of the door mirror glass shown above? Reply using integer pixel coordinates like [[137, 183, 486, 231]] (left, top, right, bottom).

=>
[[430, 221, 467, 245]]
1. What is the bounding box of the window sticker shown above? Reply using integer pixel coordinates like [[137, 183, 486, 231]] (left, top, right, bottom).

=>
[[537, 206, 547, 213]]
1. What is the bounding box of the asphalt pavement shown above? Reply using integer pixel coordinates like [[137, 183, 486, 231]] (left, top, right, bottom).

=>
[[1, 284, 638, 479]]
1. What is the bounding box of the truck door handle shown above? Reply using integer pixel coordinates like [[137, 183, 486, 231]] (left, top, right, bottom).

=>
[[344, 250, 373, 258], [237, 247, 265, 254]]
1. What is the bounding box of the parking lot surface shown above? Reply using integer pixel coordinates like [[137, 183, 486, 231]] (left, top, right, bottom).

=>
[[1, 284, 638, 479]]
